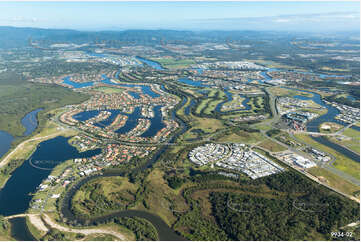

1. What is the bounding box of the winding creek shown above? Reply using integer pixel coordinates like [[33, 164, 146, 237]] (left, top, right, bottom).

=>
[[21, 108, 43, 136], [0, 108, 43, 160]]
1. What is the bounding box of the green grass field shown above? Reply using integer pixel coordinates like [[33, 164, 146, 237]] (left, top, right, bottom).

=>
[[150, 57, 196, 69], [204, 99, 223, 114], [330, 128, 360, 154], [195, 99, 212, 114], [92, 86, 125, 94], [307, 167, 359, 196], [195, 90, 226, 115], [258, 139, 287, 152], [216, 130, 264, 144]]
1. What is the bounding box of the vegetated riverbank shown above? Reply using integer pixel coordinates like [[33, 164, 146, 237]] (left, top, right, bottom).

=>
[[0, 82, 90, 137], [0, 108, 42, 161], [21, 108, 43, 136]]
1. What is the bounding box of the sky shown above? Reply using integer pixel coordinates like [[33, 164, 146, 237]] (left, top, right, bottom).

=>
[[0, 1, 359, 32]]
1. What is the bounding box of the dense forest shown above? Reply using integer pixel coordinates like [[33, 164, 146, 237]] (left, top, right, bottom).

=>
[[0, 81, 89, 136], [210, 172, 360, 241]]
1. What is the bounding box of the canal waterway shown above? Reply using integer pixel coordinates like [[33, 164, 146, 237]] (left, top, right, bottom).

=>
[[63, 73, 161, 99], [0, 136, 101, 216], [185, 99, 196, 116], [141, 105, 166, 138], [72, 105, 165, 136], [63, 76, 94, 88], [100, 75, 161, 98], [286, 87, 360, 163]]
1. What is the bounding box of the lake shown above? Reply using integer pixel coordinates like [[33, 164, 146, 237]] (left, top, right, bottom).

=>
[[0, 136, 101, 216], [135, 56, 164, 70]]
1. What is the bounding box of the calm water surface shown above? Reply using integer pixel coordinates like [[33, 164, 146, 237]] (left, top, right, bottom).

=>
[[21, 108, 43, 136], [0, 136, 101, 216]]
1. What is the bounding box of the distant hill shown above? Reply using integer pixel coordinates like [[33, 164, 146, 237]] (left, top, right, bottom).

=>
[[0, 26, 298, 49], [0, 26, 357, 49], [0, 26, 82, 48]]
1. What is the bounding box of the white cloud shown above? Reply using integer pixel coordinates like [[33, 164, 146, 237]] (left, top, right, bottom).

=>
[[273, 18, 290, 23]]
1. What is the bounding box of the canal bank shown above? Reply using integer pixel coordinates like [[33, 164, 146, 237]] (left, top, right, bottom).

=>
[[60, 90, 189, 241], [285, 87, 360, 163]]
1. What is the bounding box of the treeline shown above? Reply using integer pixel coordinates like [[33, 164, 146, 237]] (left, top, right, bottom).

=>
[[325, 94, 360, 108], [209, 171, 360, 241], [41, 228, 84, 241], [0, 159, 25, 176], [113, 217, 158, 241], [71, 180, 136, 218]]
